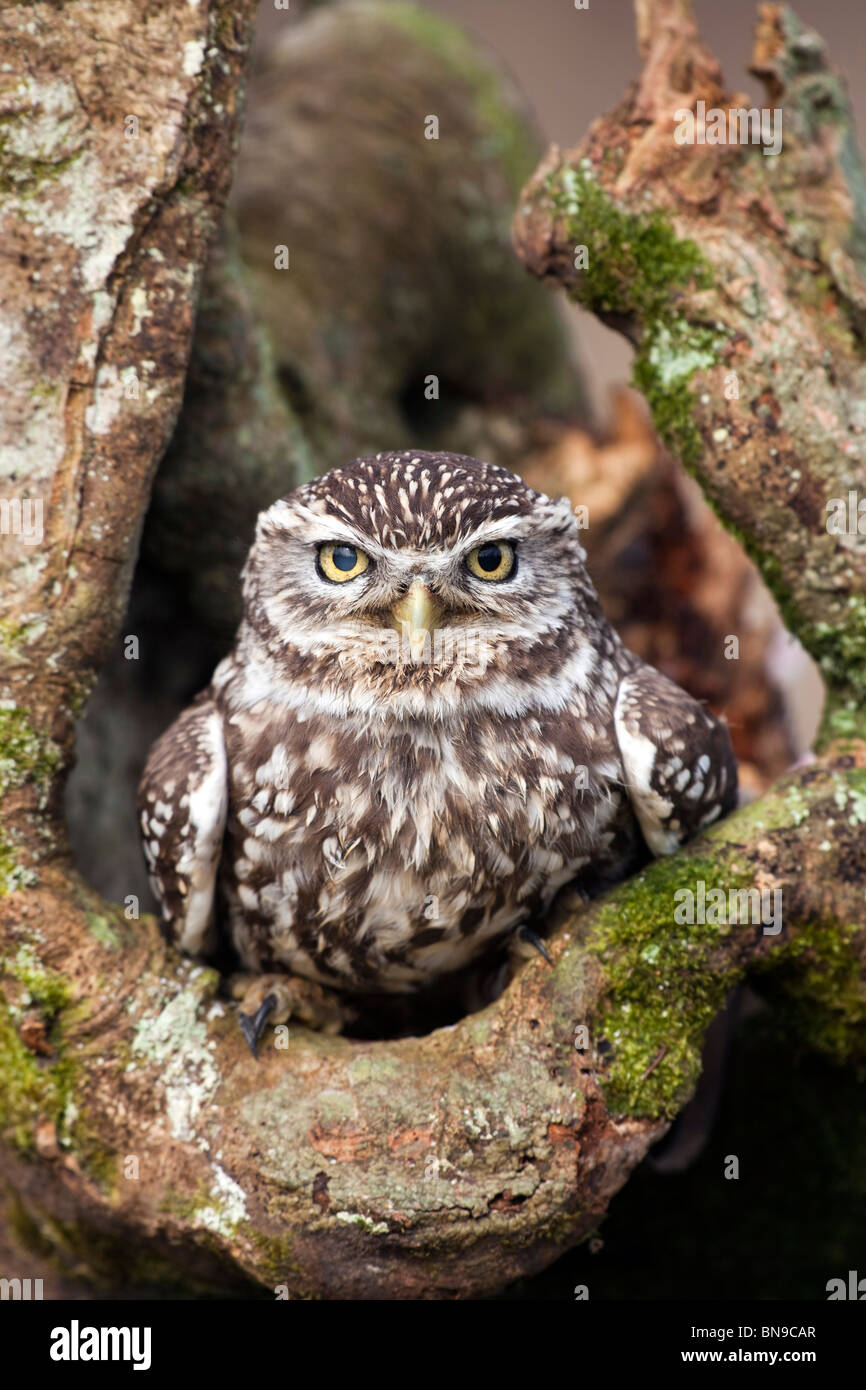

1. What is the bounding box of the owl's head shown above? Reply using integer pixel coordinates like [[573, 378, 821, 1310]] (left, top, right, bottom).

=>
[[238, 451, 608, 721]]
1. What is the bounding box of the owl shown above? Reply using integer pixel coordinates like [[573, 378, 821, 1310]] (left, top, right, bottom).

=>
[[139, 451, 737, 1054]]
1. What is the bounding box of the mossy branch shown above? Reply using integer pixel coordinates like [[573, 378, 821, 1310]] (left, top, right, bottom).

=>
[[513, 1, 866, 728], [3, 747, 864, 1298]]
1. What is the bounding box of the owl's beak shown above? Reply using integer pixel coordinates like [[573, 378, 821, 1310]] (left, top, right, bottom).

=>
[[389, 580, 442, 660]]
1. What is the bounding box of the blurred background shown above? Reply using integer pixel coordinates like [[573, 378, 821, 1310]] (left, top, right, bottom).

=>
[[261, 0, 866, 419], [431, 0, 866, 413]]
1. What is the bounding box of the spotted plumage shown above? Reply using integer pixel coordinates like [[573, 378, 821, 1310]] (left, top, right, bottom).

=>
[[139, 451, 737, 1032]]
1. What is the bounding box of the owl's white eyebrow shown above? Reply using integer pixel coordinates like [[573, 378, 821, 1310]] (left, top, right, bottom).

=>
[[264, 500, 369, 546], [462, 510, 550, 540], [279, 520, 368, 546], [274, 519, 534, 555], [460, 529, 522, 546], [317, 534, 370, 548]]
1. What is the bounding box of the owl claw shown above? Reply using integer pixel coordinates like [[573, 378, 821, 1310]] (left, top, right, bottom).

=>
[[230, 970, 355, 1054], [517, 924, 553, 965], [238, 993, 278, 1058]]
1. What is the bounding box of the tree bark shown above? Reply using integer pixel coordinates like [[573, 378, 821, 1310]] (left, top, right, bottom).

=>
[[513, 0, 866, 724], [1, 0, 865, 1300]]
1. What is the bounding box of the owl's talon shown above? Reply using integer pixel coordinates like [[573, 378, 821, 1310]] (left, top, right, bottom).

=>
[[238, 993, 278, 1058], [231, 971, 354, 1056], [516, 924, 553, 965]]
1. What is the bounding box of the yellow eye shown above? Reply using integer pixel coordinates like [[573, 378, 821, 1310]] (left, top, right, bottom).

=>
[[465, 540, 516, 582], [318, 542, 370, 583]]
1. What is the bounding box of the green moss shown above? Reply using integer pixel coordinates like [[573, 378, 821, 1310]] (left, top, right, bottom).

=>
[[66, 1111, 119, 1193], [579, 766, 866, 1119], [843, 769, 866, 826], [583, 853, 747, 1118], [540, 166, 864, 706], [65, 678, 92, 721], [546, 164, 722, 464], [632, 325, 720, 468], [3, 949, 132, 1191], [248, 1228, 305, 1292], [85, 912, 120, 950], [159, 1183, 214, 1224], [6, 944, 71, 1016], [0, 618, 43, 658], [714, 526, 866, 719], [0, 827, 36, 896], [0, 140, 83, 197], [0, 944, 85, 1156], [0, 704, 61, 800], [752, 918, 866, 1070], [808, 593, 866, 722], [0, 703, 62, 894], [347, 1054, 401, 1084], [0, 998, 74, 1152]]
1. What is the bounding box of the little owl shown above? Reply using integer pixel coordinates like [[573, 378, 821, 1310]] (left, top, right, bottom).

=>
[[139, 451, 737, 1053]]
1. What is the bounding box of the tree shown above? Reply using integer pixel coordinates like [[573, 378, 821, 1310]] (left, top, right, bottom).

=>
[[1, 0, 864, 1299]]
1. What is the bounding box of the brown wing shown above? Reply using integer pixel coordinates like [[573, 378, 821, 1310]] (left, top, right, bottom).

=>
[[138, 693, 227, 955], [613, 662, 738, 857]]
